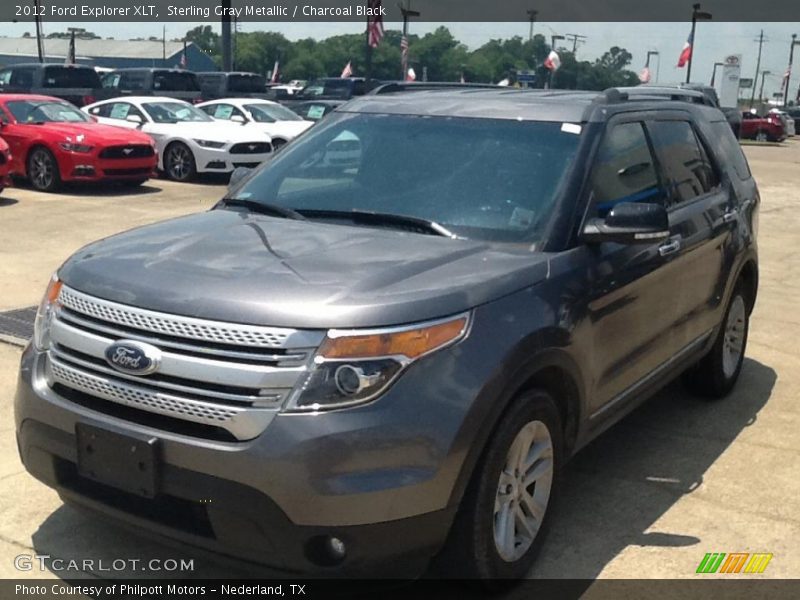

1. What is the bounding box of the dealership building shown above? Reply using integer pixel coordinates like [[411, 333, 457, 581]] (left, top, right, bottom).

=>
[[0, 37, 216, 71]]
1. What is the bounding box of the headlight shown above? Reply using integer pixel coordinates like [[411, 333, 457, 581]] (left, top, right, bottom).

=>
[[193, 139, 226, 149], [287, 314, 470, 411], [59, 142, 93, 153], [33, 274, 63, 351]]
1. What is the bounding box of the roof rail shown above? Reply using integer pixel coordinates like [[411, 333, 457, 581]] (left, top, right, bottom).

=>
[[595, 86, 713, 107], [369, 81, 502, 95], [594, 88, 629, 104]]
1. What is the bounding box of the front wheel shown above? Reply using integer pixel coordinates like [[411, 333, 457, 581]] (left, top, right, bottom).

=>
[[164, 142, 196, 182], [755, 130, 769, 142], [683, 285, 749, 398], [438, 389, 562, 580], [27, 147, 61, 192]]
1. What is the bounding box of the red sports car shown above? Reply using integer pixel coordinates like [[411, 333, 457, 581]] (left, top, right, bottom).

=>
[[0, 94, 158, 192], [0, 137, 10, 194]]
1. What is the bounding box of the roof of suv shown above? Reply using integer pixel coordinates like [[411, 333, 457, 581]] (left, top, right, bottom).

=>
[[340, 87, 723, 123]]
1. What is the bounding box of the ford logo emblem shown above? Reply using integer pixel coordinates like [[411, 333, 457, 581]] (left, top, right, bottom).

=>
[[104, 340, 162, 376]]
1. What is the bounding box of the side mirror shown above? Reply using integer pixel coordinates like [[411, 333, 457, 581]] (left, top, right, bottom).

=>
[[582, 202, 670, 244], [230, 114, 246, 124], [126, 114, 143, 126], [228, 166, 253, 191]]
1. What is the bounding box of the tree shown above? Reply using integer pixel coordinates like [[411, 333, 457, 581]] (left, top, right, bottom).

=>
[[185, 25, 219, 57]]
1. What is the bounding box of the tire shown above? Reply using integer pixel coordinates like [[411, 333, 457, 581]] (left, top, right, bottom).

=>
[[438, 389, 563, 581], [27, 147, 61, 192], [755, 130, 768, 142], [683, 284, 749, 398], [164, 142, 196, 182]]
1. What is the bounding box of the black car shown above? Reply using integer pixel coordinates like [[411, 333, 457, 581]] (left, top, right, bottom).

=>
[[640, 82, 742, 137], [288, 99, 344, 121], [0, 63, 105, 107], [16, 86, 758, 580], [101, 68, 202, 102], [196, 71, 268, 100], [281, 77, 380, 110]]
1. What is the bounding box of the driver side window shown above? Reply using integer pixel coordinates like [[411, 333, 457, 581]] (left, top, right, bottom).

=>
[[589, 121, 663, 218]]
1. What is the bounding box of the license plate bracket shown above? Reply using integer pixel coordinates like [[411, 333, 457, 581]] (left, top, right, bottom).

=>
[[75, 423, 159, 498]]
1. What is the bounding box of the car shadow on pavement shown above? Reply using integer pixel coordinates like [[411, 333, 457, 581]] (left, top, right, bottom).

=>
[[528, 357, 777, 579], [28, 359, 775, 582], [0, 196, 19, 207], [11, 180, 163, 198]]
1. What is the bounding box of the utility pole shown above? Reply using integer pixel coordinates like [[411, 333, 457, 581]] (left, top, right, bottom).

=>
[[399, 1, 420, 80], [758, 70, 771, 104], [565, 33, 587, 55], [686, 3, 713, 84], [221, 0, 232, 71], [33, 0, 44, 62], [750, 29, 766, 110], [527, 9, 538, 41], [783, 33, 800, 107]]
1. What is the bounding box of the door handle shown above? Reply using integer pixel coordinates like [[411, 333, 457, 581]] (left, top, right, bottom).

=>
[[658, 239, 681, 257], [722, 211, 738, 224]]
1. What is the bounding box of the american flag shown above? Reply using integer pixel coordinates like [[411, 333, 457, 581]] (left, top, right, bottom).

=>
[[367, 0, 384, 48]]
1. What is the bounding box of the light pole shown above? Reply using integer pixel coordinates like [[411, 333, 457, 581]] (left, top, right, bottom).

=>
[[400, 2, 421, 80], [686, 3, 713, 84], [646, 51, 660, 83], [221, 0, 232, 71], [33, 0, 45, 62], [784, 34, 800, 107], [527, 9, 537, 41], [710, 61, 724, 87], [549, 35, 565, 89], [758, 70, 771, 104]]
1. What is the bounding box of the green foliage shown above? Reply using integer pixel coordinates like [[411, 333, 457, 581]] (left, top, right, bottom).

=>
[[182, 25, 638, 90]]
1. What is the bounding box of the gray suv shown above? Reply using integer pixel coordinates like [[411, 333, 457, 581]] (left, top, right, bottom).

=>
[[15, 87, 759, 580]]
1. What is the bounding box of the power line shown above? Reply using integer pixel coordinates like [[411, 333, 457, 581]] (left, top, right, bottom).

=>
[[564, 33, 587, 54]]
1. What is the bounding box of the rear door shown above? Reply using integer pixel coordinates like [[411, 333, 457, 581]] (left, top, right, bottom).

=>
[[645, 116, 733, 348]]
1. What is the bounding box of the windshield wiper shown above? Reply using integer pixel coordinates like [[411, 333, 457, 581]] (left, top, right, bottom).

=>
[[299, 209, 457, 238], [217, 198, 307, 221]]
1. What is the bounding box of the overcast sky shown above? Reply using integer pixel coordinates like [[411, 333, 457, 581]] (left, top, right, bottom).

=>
[[3, 21, 799, 98]]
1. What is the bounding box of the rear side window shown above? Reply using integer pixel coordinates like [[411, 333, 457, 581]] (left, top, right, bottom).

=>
[[710, 121, 751, 180], [648, 120, 719, 206], [9, 68, 35, 87], [228, 74, 265, 93], [589, 121, 663, 217], [153, 71, 200, 92], [42, 66, 100, 88], [118, 72, 147, 91]]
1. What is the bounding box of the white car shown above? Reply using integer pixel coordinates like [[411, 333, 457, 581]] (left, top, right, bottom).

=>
[[197, 98, 313, 149], [82, 96, 274, 181]]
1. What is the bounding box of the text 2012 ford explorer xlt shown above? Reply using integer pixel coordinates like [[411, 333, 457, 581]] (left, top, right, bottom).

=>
[[15, 86, 759, 580]]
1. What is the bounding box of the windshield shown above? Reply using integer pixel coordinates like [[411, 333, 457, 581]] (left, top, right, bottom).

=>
[[142, 102, 212, 123], [42, 66, 100, 88], [232, 113, 581, 243], [245, 103, 303, 123], [6, 100, 90, 124], [300, 79, 351, 99]]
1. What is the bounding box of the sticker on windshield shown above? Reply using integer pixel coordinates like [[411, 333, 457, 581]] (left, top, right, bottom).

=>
[[214, 105, 235, 120], [307, 105, 326, 120], [509, 207, 535, 229], [110, 104, 130, 119], [561, 123, 582, 135]]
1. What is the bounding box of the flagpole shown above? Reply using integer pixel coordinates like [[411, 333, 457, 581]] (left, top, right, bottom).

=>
[[686, 9, 698, 83], [365, 12, 372, 81], [784, 34, 799, 107]]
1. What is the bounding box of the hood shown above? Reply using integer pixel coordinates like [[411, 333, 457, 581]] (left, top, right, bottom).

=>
[[58, 210, 550, 330], [162, 121, 270, 143], [254, 120, 313, 140], [42, 122, 152, 145]]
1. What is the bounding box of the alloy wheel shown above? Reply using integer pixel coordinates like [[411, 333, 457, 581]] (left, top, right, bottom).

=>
[[30, 150, 55, 190], [493, 419, 554, 562], [167, 145, 192, 180], [722, 294, 746, 379]]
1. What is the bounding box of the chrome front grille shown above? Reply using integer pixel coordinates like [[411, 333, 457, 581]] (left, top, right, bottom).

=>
[[48, 286, 325, 440]]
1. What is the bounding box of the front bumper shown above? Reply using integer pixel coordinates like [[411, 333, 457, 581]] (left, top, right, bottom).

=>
[[193, 145, 272, 173], [58, 151, 157, 182], [14, 338, 491, 573]]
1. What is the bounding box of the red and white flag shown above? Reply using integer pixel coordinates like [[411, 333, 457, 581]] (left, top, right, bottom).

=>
[[270, 59, 280, 84], [638, 66, 651, 83], [367, 0, 384, 48], [460, 72, 466, 84], [341, 61, 353, 78], [677, 30, 693, 68], [544, 50, 561, 71], [406, 67, 416, 82], [180, 39, 187, 69], [400, 34, 409, 74]]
